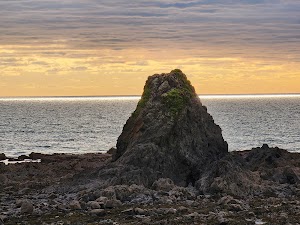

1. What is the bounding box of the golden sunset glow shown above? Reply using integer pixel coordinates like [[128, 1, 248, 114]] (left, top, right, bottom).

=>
[[0, 1, 299, 96]]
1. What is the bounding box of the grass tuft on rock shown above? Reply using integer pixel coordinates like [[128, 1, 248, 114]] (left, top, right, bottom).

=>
[[170, 69, 195, 97], [163, 88, 188, 117]]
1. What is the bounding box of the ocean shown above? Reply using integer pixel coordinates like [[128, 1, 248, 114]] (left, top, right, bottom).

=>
[[0, 95, 299, 158]]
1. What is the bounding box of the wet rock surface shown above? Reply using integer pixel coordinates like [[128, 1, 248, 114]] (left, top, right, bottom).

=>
[[1, 172, 300, 224], [1, 70, 300, 224]]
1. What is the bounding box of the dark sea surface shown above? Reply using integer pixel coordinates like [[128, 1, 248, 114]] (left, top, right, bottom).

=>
[[0, 95, 299, 157]]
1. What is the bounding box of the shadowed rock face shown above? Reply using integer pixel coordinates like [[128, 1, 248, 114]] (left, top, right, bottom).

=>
[[107, 69, 228, 187]]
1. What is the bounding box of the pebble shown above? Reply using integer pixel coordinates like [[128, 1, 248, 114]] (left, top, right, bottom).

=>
[[69, 200, 81, 210], [121, 208, 134, 215], [90, 209, 106, 216], [178, 206, 189, 213], [20, 200, 34, 214], [87, 201, 101, 209], [184, 212, 201, 219], [15, 199, 23, 207], [134, 207, 145, 215], [104, 199, 122, 208]]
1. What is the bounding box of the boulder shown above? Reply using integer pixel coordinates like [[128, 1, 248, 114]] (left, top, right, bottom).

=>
[[196, 154, 259, 196]]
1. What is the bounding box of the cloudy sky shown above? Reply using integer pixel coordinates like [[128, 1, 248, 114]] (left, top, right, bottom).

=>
[[0, 0, 299, 96]]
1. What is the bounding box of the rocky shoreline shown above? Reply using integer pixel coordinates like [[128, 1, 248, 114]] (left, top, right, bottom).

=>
[[1, 147, 300, 225], [1, 70, 299, 224]]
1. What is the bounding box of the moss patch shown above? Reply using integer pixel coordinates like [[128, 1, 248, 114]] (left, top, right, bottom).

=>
[[163, 70, 195, 118], [163, 88, 188, 117], [171, 69, 195, 96], [171, 68, 183, 75]]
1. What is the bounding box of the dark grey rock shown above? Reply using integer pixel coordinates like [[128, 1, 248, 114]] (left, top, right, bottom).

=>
[[121, 208, 134, 215], [90, 209, 106, 216], [0, 153, 6, 161], [134, 207, 146, 215], [99, 69, 228, 188], [107, 147, 116, 155], [95, 196, 108, 207], [0, 175, 8, 186], [20, 200, 34, 214], [184, 212, 201, 219], [87, 201, 101, 209], [69, 200, 81, 210], [152, 178, 175, 192], [104, 199, 122, 208]]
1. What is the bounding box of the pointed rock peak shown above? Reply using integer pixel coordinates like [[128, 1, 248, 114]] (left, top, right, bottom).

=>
[[146, 68, 196, 97], [132, 69, 198, 119]]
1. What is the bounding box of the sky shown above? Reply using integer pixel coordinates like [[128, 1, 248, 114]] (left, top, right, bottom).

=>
[[0, 0, 299, 96]]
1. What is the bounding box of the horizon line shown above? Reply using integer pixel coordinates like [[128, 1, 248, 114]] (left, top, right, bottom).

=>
[[0, 92, 300, 98], [0, 93, 299, 101]]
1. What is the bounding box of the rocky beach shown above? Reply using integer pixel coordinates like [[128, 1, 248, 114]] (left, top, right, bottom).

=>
[[1, 70, 300, 224]]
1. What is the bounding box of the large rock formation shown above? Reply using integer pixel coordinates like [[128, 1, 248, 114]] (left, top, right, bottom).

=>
[[100, 69, 228, 187], [196, 144, 300, 197]]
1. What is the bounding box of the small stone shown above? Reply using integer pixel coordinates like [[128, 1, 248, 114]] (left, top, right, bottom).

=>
[[100, 187, 116, 200], [96, 196, 108, 203], [49, 193, 57, 199], [90, 209, 106, 216], [134, 215, 149, 220], [217, 211, 229, 225], [248, 211, 255, 217], [152, 178, 175, 192], [57, 204, 68, 211], [87, 201, 101, 209], [155, 208, 177, 215], [229, 203, 244, 211], [217, 195, 233, 205], [96, 196, 108, 207], [0, 153, 6, 160], [18, 155, 30, 160], [184, 200, 195, 206], [104, 199, 122, 208], [184, 212, 200, 219], [0, 215, 7, 223], [178, 206, 189, 213], [21, 200, 34, 214], [165, 208, 177, 214], [19, 188, 31, 195], [16, 199, 23, 207], [121, 208, 134, 215], [157, 196, 173, 204], [69, 200, 81, 210], [134, 207, 145, 215]]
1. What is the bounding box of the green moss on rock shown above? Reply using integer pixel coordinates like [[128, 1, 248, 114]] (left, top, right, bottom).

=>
[[163, 88, 188, 117], [171, 69, 183, 74], [131, 69, 195, 118], [171, 69, 195, 97]]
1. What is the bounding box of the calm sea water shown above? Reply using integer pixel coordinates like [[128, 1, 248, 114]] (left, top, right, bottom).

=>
[[0, 95, 299, 157]]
